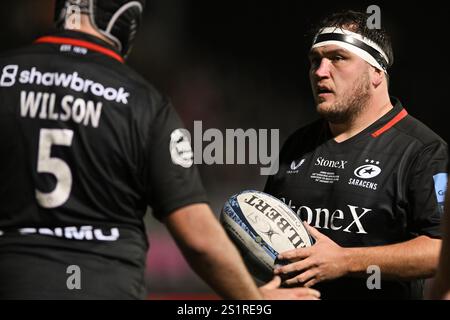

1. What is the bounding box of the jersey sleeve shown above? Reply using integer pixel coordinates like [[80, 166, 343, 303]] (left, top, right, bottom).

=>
[[144, 99, 208, 220], [407, 141, 448, 238]]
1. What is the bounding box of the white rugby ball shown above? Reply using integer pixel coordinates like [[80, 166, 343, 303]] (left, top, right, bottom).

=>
[[220, 190, 313, 282]]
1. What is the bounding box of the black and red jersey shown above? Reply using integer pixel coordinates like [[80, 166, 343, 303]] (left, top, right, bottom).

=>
[[0, 30, 207, 299], [265, 98, 448, 299]]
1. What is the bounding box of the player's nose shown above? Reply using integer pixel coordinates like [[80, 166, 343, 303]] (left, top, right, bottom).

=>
[[313, 58, 332, 79]]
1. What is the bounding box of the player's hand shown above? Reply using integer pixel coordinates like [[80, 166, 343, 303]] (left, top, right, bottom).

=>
[[274, 222, 349, 287], [259, 275, 321, 300]]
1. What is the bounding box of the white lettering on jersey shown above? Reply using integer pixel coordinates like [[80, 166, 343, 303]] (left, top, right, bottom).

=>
[[21, 91, 103, 128], [2, 65, 130, 104], [18, 226, 120, 241], [315, 156, 348, 169], [0, 64, 18, 87], [281, 198, 372, 234]]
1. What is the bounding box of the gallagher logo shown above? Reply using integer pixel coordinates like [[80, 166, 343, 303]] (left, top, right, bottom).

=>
[[433, 173, 448, 215]]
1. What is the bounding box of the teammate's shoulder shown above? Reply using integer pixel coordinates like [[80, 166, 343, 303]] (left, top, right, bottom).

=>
[[396, 112, 447, 147], [119, 64, 164, 99], [0, 43, 38, 61]]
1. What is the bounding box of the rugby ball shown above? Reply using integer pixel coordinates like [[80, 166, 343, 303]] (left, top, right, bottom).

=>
[[220, 190, 313, 283]]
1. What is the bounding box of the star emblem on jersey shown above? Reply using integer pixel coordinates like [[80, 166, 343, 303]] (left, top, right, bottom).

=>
[[354, 159, 382, 179]]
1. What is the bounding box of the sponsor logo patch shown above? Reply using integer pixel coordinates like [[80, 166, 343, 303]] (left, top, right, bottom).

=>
[[433, 173, 448, 214], [287, 159, 305, 174], [315, 156, 348, 169], [170, 129, 194, 168]]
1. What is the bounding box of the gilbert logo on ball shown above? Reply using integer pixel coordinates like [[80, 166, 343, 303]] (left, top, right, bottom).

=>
[[220, 190, 313, 282]]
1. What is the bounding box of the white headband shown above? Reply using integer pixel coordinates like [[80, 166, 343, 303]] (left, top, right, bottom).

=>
[[312, 27, 390, 72]]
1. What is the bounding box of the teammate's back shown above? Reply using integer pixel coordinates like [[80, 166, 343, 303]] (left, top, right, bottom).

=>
[[0, 0, 197, 299], [0, 25, 160, 298], [0, 30, 161, 226]]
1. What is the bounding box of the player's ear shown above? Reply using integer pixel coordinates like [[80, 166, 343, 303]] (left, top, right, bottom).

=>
[[371, 66, 384, 88]]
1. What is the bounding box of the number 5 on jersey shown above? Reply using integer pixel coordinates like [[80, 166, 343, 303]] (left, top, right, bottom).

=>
[[36, 129, 74, 208]]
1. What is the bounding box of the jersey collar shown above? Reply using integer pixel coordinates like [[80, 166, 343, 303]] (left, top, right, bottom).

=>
[[369, 97, 408, 138], [324, 97, 408, 147], [34, 30, 124, 64]]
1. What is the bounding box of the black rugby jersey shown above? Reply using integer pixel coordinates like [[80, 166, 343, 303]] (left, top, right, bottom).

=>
[[265, 98, 448, 299], [0, 30, 207, 299]]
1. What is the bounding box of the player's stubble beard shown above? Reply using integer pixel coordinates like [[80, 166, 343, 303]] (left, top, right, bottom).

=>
[[316, 71, 371, 124]]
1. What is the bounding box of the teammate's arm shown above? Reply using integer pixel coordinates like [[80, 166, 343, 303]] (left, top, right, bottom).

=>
[[164, 203, 262, 299]]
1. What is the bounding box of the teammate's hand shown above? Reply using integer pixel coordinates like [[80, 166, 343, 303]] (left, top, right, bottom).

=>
[[274, 222, 349, 287], [259, 275, 321, 300]]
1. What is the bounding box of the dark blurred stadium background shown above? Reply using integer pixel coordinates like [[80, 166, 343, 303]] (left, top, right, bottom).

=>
[[1, 0, 447, 298]]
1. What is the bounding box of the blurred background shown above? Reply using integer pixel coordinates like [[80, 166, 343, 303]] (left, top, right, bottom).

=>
[[1, 0, 447, 298]]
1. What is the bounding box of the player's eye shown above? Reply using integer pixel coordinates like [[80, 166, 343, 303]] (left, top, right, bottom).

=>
[[331, 55, 345, 62]]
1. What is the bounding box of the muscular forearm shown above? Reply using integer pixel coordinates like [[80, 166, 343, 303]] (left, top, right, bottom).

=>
[[345, 236, 441, 280], [165, 204, 262, 300], [179, 224, 262, 299]]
